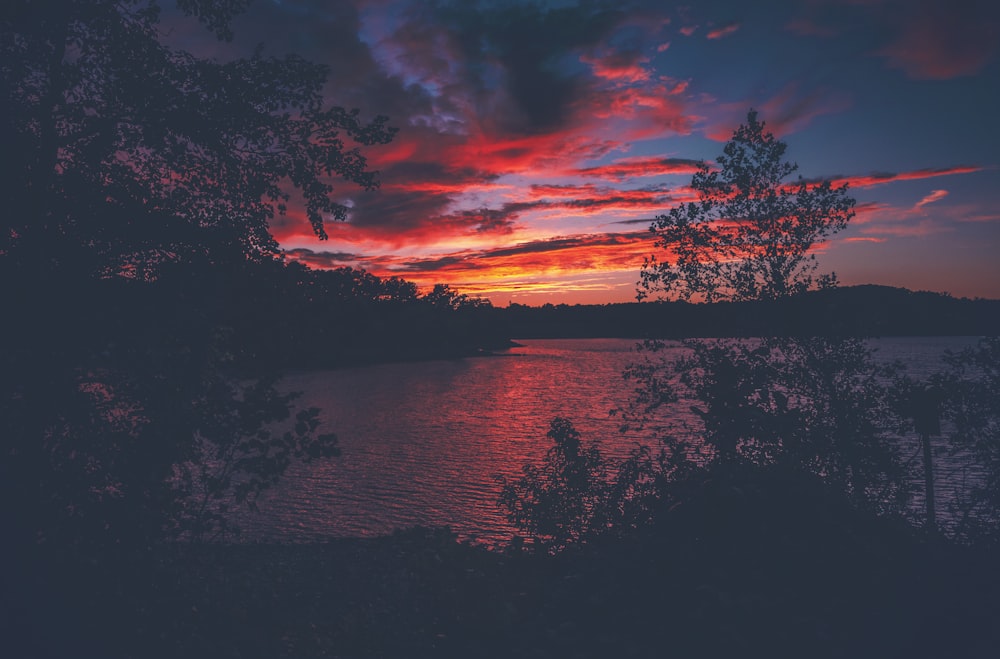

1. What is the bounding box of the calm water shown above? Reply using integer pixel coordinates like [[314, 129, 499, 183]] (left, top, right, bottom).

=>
[[240, 337, 983, 545]]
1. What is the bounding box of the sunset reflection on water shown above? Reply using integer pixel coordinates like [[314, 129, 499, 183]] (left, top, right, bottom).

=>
[[240, 337, 980, 545]]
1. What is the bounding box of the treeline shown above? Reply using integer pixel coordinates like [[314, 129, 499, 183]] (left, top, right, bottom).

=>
[[227, 261, 514, 370], [488, 285, 1000, 339], [215, 276, 1000, 372]]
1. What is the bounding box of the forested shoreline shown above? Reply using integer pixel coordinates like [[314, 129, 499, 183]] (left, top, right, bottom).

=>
[[495, 285, 1000, 340], [196, 262, 1000, 373]]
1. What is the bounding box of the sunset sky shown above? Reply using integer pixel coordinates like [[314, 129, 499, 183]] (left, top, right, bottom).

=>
[[173, 0, 999, 305]]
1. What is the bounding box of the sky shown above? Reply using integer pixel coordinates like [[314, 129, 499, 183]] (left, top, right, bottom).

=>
[[173, 0, 999, 305]]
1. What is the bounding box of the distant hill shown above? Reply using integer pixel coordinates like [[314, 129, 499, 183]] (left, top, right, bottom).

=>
[[490, 286, 1000, 339]]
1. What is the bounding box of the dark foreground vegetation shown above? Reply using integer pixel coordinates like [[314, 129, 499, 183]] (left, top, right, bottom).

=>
[[7, 479, 1000, 659]]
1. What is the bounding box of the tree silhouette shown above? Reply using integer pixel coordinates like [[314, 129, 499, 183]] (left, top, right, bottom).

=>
[[624, 112, 910, 520], [2, 0, 394, 276], [1, 0, 393, 552], [639, 110, 855, 303]]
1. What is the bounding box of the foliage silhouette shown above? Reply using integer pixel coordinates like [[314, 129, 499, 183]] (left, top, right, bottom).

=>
[[498, 417, 688, 551], [932, 337, 1000, 539], [627, 111, 909, 512], [1, 0, 392, 556], [498, 418, 610, 551], [3, 0, 395, 276], [639, 109, 854, 303]]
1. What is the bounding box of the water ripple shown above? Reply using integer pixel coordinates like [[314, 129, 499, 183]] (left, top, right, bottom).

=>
[[238, 337, 982, 545]]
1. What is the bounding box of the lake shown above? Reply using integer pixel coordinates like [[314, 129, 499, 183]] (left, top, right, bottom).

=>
[[240, 337, 983, 545]]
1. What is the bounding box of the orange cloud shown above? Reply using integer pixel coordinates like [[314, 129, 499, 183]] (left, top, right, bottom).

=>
[[289, 230, 649, 279]]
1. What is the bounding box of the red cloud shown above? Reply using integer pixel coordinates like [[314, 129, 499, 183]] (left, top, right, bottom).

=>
[[570, 156, 704, 181], [526, 182, 670, 202], [263, 56, 701, 247], [580, 51, 651, 83], [590, 85, 695, 139], [258, 2, 706, 254], [277, 178, 675, 250], [706, 23, 740, 40], [822, 166, 983, 189]]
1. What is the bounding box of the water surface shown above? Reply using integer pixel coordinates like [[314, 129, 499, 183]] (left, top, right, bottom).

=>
[[241, 337, 982, 545]]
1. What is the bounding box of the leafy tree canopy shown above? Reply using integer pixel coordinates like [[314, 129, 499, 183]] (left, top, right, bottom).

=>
[[1, 0, 396, 279], [0, 0, 395, 550], [639, 110, 855, 303]]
